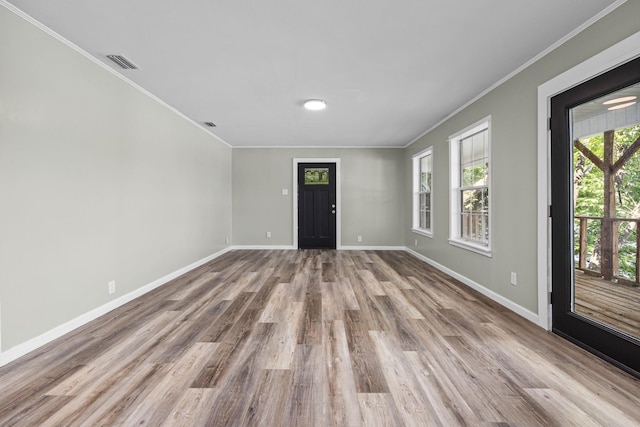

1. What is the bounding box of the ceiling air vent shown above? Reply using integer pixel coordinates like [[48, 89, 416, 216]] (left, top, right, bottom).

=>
[[105, 54, 139, 70], [203, 122, 217, 127]]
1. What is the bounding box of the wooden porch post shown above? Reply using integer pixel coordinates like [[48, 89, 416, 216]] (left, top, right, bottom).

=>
[[579, 217, 588, 270], [601, 130, 617, 280], [636, 222, 640, 284]]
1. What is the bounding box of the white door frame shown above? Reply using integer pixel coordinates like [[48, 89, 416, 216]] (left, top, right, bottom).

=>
[[537, 30, 640, 330], [293, 158, 341, 249]]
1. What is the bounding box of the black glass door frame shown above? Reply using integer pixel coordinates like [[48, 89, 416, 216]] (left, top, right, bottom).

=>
[[293, 158, 341, 249], [550, 56, 640, 377], [297, 162, 337, 249]]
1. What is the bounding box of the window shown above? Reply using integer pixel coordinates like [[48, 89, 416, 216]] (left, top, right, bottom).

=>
[[449, 117, 491, 255], [412, 147, 433, 236], [304, 168, 329, 185]]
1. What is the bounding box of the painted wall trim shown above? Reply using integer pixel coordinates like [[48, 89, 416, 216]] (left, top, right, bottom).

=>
[[0, 246, 233, 367], [404, 0, 627, 150], [231, 245, 412, 251], [340, 246, 406, 251], [0, 1, 232, 149], [537, 29, 640, 332], [292, 158, 342, 249], [405, 248, 539, 325], [230, 245, 296, 250]]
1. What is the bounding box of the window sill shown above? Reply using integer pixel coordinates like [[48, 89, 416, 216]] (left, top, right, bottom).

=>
[[448, 239, 492, 257], [412, 228, 433, 238]]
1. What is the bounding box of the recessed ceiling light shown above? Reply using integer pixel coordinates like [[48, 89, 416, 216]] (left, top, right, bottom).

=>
[[607, 101, 637, 111], [603, 96, 637, 105], [304, 99, 327, 111]]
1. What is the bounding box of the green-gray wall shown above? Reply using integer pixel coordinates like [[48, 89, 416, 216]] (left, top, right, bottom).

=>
[[232, 148, 405, 247], [0, 7, 232, 352], [404, 0, 640, 313]]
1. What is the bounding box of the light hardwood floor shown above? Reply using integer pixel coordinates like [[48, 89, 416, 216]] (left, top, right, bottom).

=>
[[1, 250, 639, 426], [575, 270, 640, 339]]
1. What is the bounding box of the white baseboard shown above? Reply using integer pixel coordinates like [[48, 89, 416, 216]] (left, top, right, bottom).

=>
[[231, 245, 406, 251], [404, 248, 539, 325], [0, 246, 233, 367], [340, 245, 406, 251], [230, 245, 297, 250]]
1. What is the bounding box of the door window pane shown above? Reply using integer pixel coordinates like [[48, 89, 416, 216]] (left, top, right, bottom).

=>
[[570, 82, 640, 340], [304, 168, 329, 185]]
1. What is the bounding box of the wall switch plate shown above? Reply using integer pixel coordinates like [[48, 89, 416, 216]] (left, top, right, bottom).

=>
[[225, 237, 229, 244], [266, 231, 271, 238], [415, 239, 418, 246], [108, 280, 116, 294], [282, 189, 288, 195], [510, 272, 517, 285]]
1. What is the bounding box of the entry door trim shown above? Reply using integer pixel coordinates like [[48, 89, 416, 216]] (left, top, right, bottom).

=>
[[537, 30, 640, 331], [293, 158, 341, 249]]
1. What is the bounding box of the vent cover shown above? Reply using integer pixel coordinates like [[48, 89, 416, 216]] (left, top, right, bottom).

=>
[[105, 54, 139, 70], [203, 122, 217, 127]]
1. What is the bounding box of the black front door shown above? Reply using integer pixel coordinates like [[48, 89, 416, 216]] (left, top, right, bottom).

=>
[[298, 163, 336, 249], [550, 55, 640, 377]]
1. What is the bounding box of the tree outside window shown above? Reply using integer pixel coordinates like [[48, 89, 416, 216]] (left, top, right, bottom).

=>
[[449, 117, 491, 256], [413, 147, 433, 236]]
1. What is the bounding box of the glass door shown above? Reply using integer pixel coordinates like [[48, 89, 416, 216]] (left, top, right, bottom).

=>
[[550, 56, 640, 377]]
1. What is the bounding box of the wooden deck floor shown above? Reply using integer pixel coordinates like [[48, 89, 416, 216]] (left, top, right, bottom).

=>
[[1, 250, 639, 426], [575, 271, 640, 339]]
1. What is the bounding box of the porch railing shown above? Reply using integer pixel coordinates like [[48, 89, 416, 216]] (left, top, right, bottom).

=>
[[575, 215, 640, 285]]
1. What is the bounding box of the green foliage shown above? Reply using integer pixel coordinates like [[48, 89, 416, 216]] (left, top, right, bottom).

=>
[[574, 125, 640, 279]]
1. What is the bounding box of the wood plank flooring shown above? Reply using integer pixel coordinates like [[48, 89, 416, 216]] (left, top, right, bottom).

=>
[[1, 250, 639, 426], [575, 270, 640, 339]]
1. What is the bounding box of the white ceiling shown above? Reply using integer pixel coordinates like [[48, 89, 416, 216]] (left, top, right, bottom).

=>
[[572, 83, 640, 123], [7, 0, 619, 147]]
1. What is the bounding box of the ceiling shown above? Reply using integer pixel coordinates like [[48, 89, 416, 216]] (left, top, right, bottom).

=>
[[6, 0, 620, 147], [572, 82, 640, 123]]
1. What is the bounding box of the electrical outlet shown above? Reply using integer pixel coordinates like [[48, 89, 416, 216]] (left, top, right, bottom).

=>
[[108, 280, 116, 294], [415, 239, 418, 247], [510, 272, 518, 286], [282, 189, 288, 195], [266, 231, 271, 238], [357, 235, 362, 242], [225, 237, 229, 244]]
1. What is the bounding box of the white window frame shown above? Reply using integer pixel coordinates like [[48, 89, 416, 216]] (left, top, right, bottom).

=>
[[412, 147, 433, 237], [449, 116, 492, 256]]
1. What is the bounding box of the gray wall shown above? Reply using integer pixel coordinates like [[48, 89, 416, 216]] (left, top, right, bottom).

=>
[[232, 148, 405, 247], [404, 0, 640, 313], [0, 7, 232, 351]]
